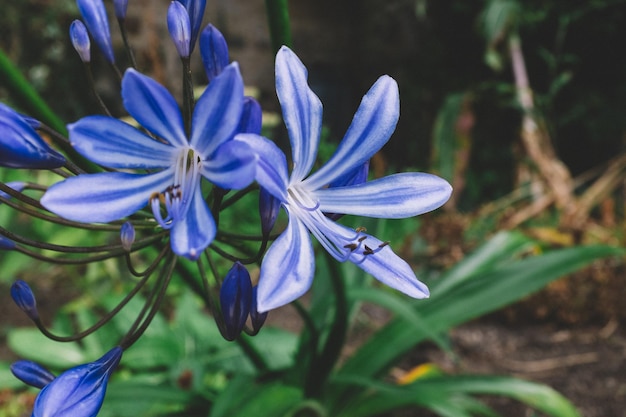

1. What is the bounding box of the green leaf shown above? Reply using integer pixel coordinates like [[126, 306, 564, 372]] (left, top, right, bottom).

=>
[[335, 375, 579, 417], [331, 241, 623, 410], [100, 380, 198, 417], [210, 375, 303, 417], [7, 328, 86, 368]]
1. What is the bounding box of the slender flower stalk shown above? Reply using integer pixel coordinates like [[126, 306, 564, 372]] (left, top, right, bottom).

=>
[[41, 65, 255, 260], [239, 46, 453, 312]]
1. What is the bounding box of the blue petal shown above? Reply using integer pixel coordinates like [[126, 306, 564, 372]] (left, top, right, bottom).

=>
[[304, 75, 399, 190], [70, 20, 91, 63], [201, 139, 255, 190], [275, 46, 322, 182], [313, 173, 452, 218], [122, 69, 188, 147], [347, 233, 430, 299], [69, 116, 176, 169], [326, 221, 430, 298], [11, 360, 55, 389], [257, 214, 315, 312], [234, 134, 289, 201], [170, 184, 215, 260], [41, 170, 173, 223], [190, 63, 244, 157], [237, 97, 262, 135]]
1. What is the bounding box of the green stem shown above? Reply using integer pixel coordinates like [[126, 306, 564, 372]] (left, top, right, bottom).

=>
[[0, 48, 66, 134], [264, 0, 292, 53], [304, 253, 348, 398]]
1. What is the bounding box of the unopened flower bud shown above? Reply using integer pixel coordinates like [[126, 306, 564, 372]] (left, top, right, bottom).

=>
[[219, 262, 252, 341], [199, 24, 229, 82], [179, 0, 206, 52], [11, 360, 55, 389], [76, 0, 115, 64], [10, 280, 39, 321], [113, 0, 128, 19], [167, 1, 191, 58], [32, 347, 122, 417], [120, 221, 135, 251], [259, 187, 280, 237], [249, 286, 268, 335], [70, 20, 91, 63], [0, 236, 16, 251], [237, 97, 262, 135], [0, 104, 65, 169]]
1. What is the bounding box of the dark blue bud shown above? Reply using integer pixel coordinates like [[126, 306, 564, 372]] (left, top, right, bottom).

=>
[[11, 360, 55, 389], [120, 221, 135, 251], [0, 236, 16, 251], [220, 262, 252, 341], [32, 346, 122, 417], [237, 97, 262, 135], [178, 0, 206, 52], [10, 280, 39, 321], [199, 24, 229, 82], [113, 0, 128, 19], [70, 20, 91, 63], [167, 1, 191, 58], [259, 187, 281, 237], [249, 286, 268, 335], [76, 0, 115, 64], [0, 104, 66, 169]]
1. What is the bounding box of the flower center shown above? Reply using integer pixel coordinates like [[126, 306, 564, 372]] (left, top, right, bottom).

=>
[[150, 147, 202, 229], [286, 186, 390, 264]]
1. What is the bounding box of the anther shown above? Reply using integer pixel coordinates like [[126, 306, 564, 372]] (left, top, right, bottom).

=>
[[355, 226, 367, 233]]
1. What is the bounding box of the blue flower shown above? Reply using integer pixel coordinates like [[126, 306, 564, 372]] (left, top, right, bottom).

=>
[[0, 104, 65, 169], [239, 47, 453, 312], [41, 65, 255, 260], [31, 347, 122, 417]]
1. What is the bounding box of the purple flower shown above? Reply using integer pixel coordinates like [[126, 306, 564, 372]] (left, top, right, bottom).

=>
[[239, 47, 453, 312], [41, 65, 255, 260], [219, 262, 252, 341], [31, 347, 122, 417]]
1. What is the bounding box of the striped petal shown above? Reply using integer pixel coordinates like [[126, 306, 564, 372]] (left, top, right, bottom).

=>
[[304, 75, 399, 190], [170, 183, 215, 260], [122, 69, 187, 147], [200, 139, 255, 190], [275, 46, 322, 182], [190, 63, 243, 157], [313, 173, 452, 218], [41, 169, 173, 223], [69, 116, 176, 169], [256, 214, 315, 312]]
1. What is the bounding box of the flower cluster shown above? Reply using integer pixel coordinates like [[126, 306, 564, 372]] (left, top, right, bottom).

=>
[[1, 0, 451, 415]]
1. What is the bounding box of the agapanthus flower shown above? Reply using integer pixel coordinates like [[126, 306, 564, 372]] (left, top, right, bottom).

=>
[[41, 64, 255, 260], [0, 103, 65, 169], [31, 346, 122, 417], [239, 47, 453, 312], [10, 360, 55, 389]]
